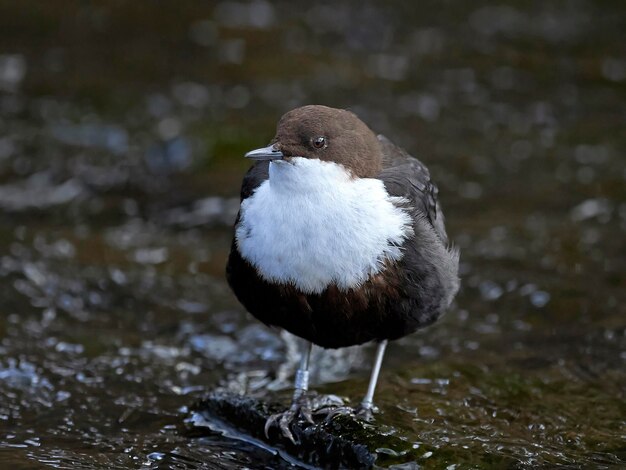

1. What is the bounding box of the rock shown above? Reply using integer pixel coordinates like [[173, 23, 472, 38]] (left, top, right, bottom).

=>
[[188, 392, 420, 469]]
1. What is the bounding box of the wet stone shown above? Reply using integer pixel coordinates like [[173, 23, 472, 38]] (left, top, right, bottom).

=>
[[189, 392, 424, 469]]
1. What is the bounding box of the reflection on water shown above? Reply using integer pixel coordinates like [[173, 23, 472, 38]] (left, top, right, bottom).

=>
[[0, 1, 624, 468]]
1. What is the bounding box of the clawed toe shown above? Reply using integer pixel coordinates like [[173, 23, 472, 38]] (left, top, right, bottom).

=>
[[278, 409, 298, 443], [264, 395, 315, 443], [315, 405, 354, 422], [300, 404, 314, 425], [264, 410, 286, 440], [264, 393, 355, 442], [315, 403, 377, 423], [265, 408, 299, 443], [265, 408, 297, 443], [263, 389, 381, 442]]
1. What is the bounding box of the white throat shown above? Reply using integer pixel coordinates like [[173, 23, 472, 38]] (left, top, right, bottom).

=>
[[236, 157, 412, 294]]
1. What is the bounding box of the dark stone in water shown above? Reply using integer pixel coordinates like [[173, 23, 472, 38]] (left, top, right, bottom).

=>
[[189, 392, 412, 469]]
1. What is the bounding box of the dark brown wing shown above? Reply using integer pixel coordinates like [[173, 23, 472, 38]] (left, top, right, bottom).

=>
[[377, 134, 448, 244], [238, 161, 270, 201]]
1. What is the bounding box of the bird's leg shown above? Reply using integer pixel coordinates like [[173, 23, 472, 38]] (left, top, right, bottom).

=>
[[319, 339, 388, 423], [356, 339, 388, 420], [264, 340, 314, 442], [290, 338, 313, 420]]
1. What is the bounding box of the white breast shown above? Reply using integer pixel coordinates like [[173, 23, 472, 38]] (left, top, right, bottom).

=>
[[235, 157, 413, 294]]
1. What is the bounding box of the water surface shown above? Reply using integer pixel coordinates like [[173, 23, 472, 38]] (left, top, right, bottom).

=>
[[0, 1, 624, 468]]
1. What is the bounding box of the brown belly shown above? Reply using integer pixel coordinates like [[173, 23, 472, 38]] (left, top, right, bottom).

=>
[[226, 245, 441, 348]]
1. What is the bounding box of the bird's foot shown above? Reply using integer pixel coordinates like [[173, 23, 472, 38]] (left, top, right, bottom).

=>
[[354, 403, 378, 421], [309, 392, 346, 411], [264, 393, 315, 444], [264, 393, 348, 443], [315, 404, 354, 422], [309, 394, 351, 422], [318, 402, 379, 423]]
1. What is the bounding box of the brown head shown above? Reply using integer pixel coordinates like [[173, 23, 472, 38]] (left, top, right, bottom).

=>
[[245, 105, 383, 178]]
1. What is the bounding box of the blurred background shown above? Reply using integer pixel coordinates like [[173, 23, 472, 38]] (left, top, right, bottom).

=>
[[0, 1, 624, 468]]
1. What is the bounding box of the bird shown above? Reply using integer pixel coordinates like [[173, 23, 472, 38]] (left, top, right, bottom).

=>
[[226, 105, 459, 442]]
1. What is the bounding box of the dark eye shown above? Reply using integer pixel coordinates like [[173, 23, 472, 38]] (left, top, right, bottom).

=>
[[312, 136, 326, 149]]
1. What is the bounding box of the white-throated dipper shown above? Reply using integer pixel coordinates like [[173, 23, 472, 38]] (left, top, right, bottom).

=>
[[226, 105, 459, 441]]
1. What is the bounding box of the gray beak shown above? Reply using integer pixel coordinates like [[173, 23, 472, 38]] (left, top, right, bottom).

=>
[[244, 145, 284, 161]]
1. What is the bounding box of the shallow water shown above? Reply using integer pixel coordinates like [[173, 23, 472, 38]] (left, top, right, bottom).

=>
[[0, 1, 624, 468]]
